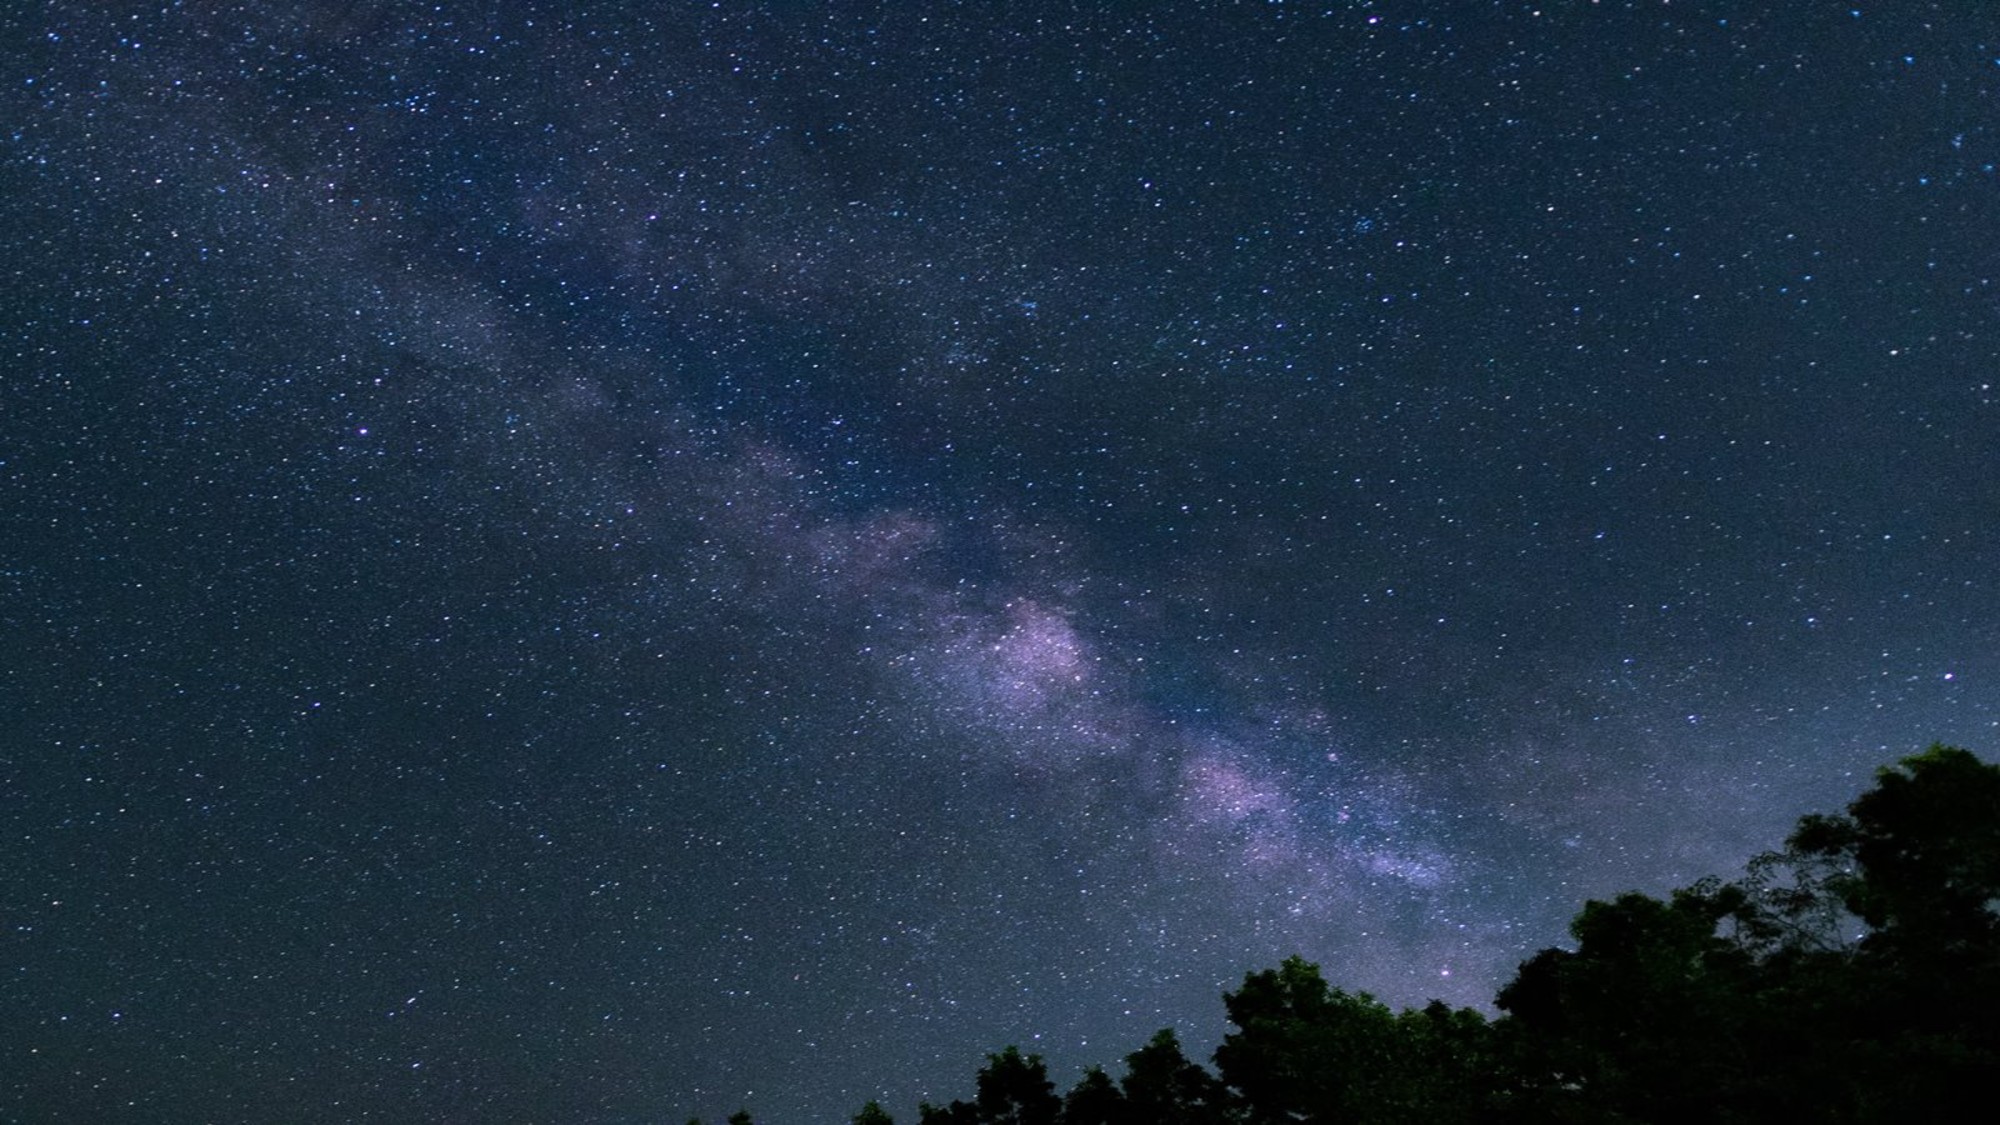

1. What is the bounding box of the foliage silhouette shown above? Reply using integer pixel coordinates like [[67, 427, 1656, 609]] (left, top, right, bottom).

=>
[[852, 1101, 895, 1125], [709, 745, 1995, 1125], [1120, 1028, 1230, 1124], [1055, 1067, 1123, 1125], [919, 1045, 1062, 1125]]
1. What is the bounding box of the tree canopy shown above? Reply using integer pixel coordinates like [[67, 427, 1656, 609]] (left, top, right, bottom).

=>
[[701, 745, 1999, 1125]]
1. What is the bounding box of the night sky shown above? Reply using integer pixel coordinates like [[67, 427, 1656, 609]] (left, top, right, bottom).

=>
[[4, 2, 1998, 1121]]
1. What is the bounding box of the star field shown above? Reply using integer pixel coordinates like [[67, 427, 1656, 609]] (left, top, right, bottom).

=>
[[4, 3, 1998, 1122]]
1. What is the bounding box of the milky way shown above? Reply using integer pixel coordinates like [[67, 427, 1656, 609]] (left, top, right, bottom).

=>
[[4, 3, 1997, 1122]]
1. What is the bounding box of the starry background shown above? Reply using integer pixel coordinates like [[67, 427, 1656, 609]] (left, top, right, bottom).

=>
[[3, 1, 1998, 1122]]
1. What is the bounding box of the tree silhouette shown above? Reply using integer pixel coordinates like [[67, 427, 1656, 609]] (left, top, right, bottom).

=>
[[1782, 744, 2000, 1118], [1492, 744, 2000, 1123], [1494, 888, 1757, 1121], [1217, 955, 1493, 1124], [920, 1046, 1061, 1125], [1793, 744, 2000, 952], [853, 1100, 896, 1125], [1057, 1066, 1125, 1125], [1118, 1028, 1228, 1124], [696, 745, 1999, 1125]]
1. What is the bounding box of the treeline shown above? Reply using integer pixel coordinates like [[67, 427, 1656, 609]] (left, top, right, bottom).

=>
[[702, 745, 2000, 1124]]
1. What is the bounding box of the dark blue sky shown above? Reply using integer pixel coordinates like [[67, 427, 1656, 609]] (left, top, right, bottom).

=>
[[5, 3, 1997, 1122]]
